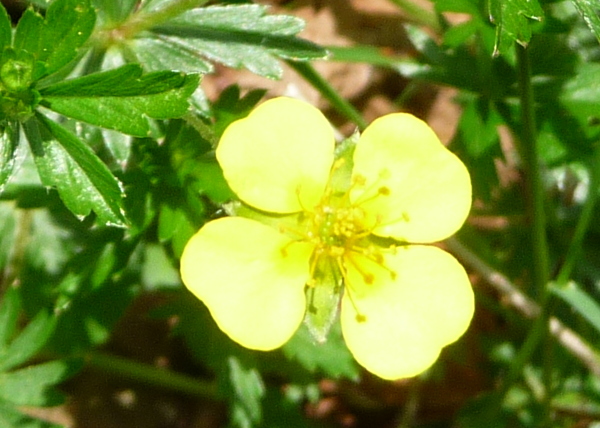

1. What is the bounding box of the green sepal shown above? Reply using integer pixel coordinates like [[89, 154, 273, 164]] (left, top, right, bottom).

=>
[[303, 256, 342, 344], [40, 64, 200, 137], [329, 131, 359, 194], [23, 112, 127, 227]]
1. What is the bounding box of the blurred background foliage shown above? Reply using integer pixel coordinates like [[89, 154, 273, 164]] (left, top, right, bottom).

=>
[[1, 0, 600, 427]]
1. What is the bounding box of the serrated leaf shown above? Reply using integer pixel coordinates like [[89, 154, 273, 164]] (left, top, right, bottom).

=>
[[224, 355, 265, 428], [0, 122, 19, 192], [0, 359, 81, 407], [152, 4, 327, 79], [0, 310, 56, 373], [39, 64, 200, 137], [283, 323, 359, 380], [489, 0, 544, 56], [23, 113, 126, 227], [14, 0, 95, 77], [571, 0, 600, 44], [126, 35, 213, 74], [551, 282, 600, 335]]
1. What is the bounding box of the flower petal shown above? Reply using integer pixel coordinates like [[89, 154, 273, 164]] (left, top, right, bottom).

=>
[[180, 217, 313, 350], [341, 245, 474, 380], [217, 97, 335, 214], [351, 113, 471, 243]]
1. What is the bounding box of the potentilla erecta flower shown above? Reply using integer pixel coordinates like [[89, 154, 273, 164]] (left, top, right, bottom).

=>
[[180, 97, 474, 380]]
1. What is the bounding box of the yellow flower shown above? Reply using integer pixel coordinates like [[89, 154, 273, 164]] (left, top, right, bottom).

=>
[[180, 97, 474, 380]]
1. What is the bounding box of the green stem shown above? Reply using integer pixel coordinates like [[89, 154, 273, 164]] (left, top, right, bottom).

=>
[[555, 147, 600, 286], [505, 43, 552, 423], [86, 351, 219, 400], [387, 0, 441, 33], [286, 60, 368, 130], [516, 44, 550, 297]]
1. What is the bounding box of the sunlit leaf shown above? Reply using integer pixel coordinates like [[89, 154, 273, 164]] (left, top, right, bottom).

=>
[[40, 64, 200, 137], [571, 0, 600, 44], [149, 4, 327, 79], [23, 113, 126, 227], [551, 282, 600, 335], [489, 0, 544, 56]]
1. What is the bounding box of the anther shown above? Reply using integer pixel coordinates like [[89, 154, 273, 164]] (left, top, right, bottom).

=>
[[355, 314, 367, 323], [378, 186, 390, 196]]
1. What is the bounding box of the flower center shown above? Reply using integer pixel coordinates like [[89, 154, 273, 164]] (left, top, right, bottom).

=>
[[298, 171, 398, 322]]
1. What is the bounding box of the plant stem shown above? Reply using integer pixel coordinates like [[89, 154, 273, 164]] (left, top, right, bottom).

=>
[[516, 44, 550, 298], [555, 147, 600, 286], [86, 351, 219, 400], [286, 60, 368, 130], [446, 237, 600, 376], [510, 43, 553, 423]]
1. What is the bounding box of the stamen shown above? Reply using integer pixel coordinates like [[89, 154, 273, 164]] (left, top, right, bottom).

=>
[[378, 186, 390, 196], [335, 257, 367, 322], [351, 245, 398, 281], [350, 172, 392, 206], [345, 253, 375, 286]]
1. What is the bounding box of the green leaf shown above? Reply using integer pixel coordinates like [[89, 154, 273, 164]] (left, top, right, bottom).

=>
[[152, 4, 327, 79], [489, 0, 544, 56], [0, 359, 81, 406], [39, 64, 200, 137], [283, 323, 359, 380], [551, 282, 600, 335], [140, 243, 181, 290], [0, 122, 19, 192], [223, 355, 265, 428], [571, 0, 600, 44], [0, 310, 56, 373], [125, 36, 213, 74], [92, 0, 137, 24], [0, 4, 11, 50], [12, 10, 44, 66], [14, 0, 95, 77], [0, 204, 16, 273], [0, 287, 20, 350], [560, 63, 600, 128], [23, 113, 126, 227]]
